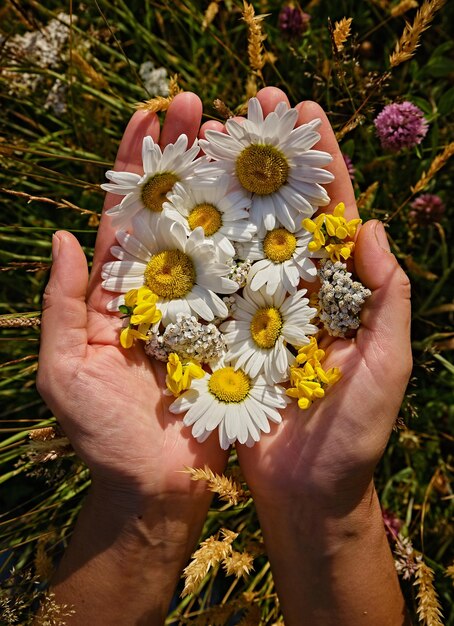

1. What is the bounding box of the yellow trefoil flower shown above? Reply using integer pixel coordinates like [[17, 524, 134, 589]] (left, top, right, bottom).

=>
[[295, 336, 325, 368], [120, 326, 149, 349], [165, 353, 205, 397], [287, 336, 341, 410], [302, 214, 326, 252], [120, 287, 162, 349], [324, 202, 361, 239], [324, 240, 355, 262], [130, 288, 162, 325], [302, 202, 361, 262]]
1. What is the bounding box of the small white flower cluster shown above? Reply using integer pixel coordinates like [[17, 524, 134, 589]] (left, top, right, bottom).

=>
[[227, 258, 252, 288], [101, 97, 351, 448], [1, 13, 73, 98], [317, 260, 371, 337], [138, 61, 169, 97], [145, 313, 226, 363]]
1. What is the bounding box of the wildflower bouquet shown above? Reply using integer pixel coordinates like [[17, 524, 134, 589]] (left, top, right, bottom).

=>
[[101, 97, 368, 449]]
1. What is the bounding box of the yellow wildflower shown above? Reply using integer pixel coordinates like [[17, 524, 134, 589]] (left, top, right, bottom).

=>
[[302, 214, 326, 252], [130, 289, 161, 325], [120, 287, 162, 349], [124, 288, 139, 308], [324, 202, 361, 239], [165, 353, 205, 397], [287, 337, 341, 410], [302, 202, 361, 261], [120, 326, 149, 349], [286, 377, 325, 409], [324, 240, 355, 262], [295, 336, 325, 367]]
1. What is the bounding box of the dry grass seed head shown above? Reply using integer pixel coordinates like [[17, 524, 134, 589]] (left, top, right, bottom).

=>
[[223, 550, 254, 578], [357, 181, 380, 210], [135, 95, 173, 112], [414, 561, 444, 626], [333, 17, 353, 51], [335, 113, 365, 141], [389, 0, 446, 67], [183, 465, 248, 505], [391, 0, 419, 17], [213, 98, 234, 119], [242, 2, 267, 73], [182, 529, 237, 596], [411, 141, 454, 194], [202, 1, 221, 30], [445, 563, 454, 584], [169, 74, 183, 97]]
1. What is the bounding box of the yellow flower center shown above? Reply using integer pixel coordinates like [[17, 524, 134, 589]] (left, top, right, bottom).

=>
[[263, 228, 297, 262], [187, 203, 222, 236], [141, 172, 179, 212], [144, 249, 195, 299], [235, 144, 289, 195], [250, 307, 283, 349], [208, 367, 251, 403]]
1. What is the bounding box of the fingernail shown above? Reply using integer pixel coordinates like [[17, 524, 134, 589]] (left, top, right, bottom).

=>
[[52, 233, 61, 261], [374, 221, 390, 252]]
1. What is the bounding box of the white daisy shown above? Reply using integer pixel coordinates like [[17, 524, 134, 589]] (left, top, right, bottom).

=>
[[162, 174, 256, 261], [169, 365, 289, 449], [220, 286, 317, 384], [101, 213, 238, 324], [101, 134, 200, 228], [199, 98, 334, 236], [236, 225, 317, 295]]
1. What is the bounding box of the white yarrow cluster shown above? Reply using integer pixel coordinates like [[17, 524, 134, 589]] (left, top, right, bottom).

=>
[[138, 61, 170, 97], [1, 13, 74, 98], [149, 313, 226, 363], [317, 260, 371, 337]]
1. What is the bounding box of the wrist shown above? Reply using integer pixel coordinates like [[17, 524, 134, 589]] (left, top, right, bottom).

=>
[[51, 483, 213, 625]]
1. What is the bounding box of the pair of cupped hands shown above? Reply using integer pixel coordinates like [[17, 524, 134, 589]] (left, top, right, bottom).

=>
[[37, 87, 411, 519]]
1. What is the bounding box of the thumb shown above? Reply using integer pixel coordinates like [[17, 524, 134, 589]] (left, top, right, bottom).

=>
[[354, 220, 412, 384], [38, 231, 89, 386]]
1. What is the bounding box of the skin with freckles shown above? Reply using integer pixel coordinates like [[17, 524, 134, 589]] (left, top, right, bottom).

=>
[[37, 87, 412, 625]]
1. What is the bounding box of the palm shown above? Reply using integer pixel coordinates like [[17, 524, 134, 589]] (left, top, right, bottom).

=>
[[236, 325, 404, 504], [40, 95, 229, 494]]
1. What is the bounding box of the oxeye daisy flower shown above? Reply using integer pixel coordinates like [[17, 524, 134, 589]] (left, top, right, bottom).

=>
[[101, 134, 200, 227], [163, 174, 256, 260], [199, 98, 334, 236], [221, 286, 317, 384], [169, 365, 289, 449], [236, 226, 317, 295], [101, 214, 238, 324]]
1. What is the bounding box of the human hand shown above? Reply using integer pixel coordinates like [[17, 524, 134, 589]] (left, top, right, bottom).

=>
[[227, 88, 412, 511], [37, 92, 229, 509], [217, 88, 412, 625]]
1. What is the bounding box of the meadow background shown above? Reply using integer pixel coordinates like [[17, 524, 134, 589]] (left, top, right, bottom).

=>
[[0, 0, 453, 623]]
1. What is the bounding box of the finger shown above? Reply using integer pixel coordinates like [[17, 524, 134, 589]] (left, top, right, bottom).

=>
[[354, 220, 412, 386], [256, 86, 290, 114], [295, 101, 357, 220], [159, 92, 203, 147], [199, 120, 225, 140], [38, 231, 89, 392], [87, 110, 160, 312]]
